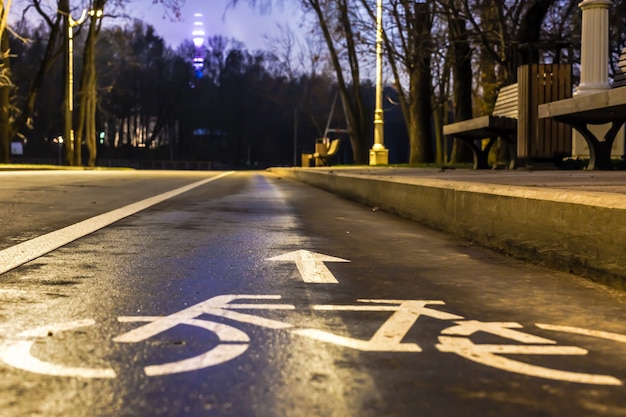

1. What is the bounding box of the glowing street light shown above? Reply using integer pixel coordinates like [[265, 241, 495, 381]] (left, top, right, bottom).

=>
[[63, 9, 87, 163], [62, 7, 102, 165], [369, 0, 389, 165]]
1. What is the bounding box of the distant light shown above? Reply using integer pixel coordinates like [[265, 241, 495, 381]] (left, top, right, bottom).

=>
[[193, 57, 204, 72], [192, 13, 205, 48]]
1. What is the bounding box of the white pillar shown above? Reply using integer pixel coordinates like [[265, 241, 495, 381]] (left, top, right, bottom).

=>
[[575, 0, 613, 95], [572, 0, 624, 158]]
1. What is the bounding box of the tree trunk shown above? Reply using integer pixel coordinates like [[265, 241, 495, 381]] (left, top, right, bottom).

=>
[[0, 30, 10, 163], [373, 0, 435, 164], [408, 2, 434, 164], [447, 10, 473, 163], [516, 0, 556, 66], [305, 0, 370, 164], [76, 12, 99, 166]]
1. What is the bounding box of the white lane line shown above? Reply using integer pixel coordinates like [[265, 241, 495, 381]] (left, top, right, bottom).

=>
[[0, 171, 235, 275]]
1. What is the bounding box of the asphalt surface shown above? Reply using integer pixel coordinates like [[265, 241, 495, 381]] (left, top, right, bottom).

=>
[[1, 170, 626, 417], [268, 167, 626, 290]]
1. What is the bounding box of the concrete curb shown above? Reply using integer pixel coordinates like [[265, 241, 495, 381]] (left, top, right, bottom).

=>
[[268, 167, 626, 290]]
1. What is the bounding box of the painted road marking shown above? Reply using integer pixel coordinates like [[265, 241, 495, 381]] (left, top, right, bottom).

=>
[[267, 250, 350, 284], [0, 319, 116, 379], [118, 316, 251, 376], [536, 323, 626, 344], [1, 295, 624, 385], [114, 295, 295, 376], [436, 321, 623, 386], [294, 300, 463, 352], [0, 171, 235, 275], [440, 321, 557, 344], [114, 295, 294, 345]]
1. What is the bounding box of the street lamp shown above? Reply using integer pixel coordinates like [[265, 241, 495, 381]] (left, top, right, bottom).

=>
[[62, 8, 103, 165], [369, 0, 389, 165], [63, 9, 88, 165]]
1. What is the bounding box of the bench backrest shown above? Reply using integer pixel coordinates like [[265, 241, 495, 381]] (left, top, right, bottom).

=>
[[613, 47, 626, 88], [326, 139, 340, 156], [492, 83, 518, 119]]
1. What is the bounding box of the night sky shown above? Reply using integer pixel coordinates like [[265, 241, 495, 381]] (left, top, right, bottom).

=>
[[9, 0, 303, 52], [130, 0, 303, 51]]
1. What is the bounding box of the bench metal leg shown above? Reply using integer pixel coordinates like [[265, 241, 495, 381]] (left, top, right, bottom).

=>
[[571, 121, 624, 170], [462, 137, 495, 169], [502, 136, 518, 169]]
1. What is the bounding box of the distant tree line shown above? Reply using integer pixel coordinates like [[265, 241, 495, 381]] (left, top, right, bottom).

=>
[[0, 0, 361, 167], [1, 0, 626, 166]]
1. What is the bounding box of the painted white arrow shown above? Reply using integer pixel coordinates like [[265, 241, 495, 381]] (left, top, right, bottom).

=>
[[267, 250, 350, 284]]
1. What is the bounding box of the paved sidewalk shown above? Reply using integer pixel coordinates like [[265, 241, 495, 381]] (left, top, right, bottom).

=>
[[267, 167, 626, 290]]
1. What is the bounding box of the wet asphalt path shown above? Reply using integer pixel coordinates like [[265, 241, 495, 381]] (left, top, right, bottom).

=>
[[1, 170, 626, 417]]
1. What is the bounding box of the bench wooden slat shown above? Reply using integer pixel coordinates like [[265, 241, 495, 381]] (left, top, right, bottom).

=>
[[613, 47, 626, 88], [443, 115, 517, 137], [443, 83, 518, 136], [538, 86, 626, 123], [492, 83, 519, 118]]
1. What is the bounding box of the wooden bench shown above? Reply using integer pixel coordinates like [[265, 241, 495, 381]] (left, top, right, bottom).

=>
[[443, 83, 518, 169], [538, 49, 626, 170]]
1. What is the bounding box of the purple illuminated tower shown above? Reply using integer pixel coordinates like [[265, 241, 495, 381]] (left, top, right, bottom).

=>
[[192, 13, 205, 77]]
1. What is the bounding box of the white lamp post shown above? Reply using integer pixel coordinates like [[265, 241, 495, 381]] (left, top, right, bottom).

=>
[[369, 0, 389, 165]]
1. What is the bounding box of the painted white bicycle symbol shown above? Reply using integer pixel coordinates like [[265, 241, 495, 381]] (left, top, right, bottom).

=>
[[1, 294, 625, 386]]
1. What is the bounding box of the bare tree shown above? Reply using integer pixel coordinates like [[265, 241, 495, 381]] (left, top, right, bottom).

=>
[[231, 0, 372, 163], [0, 0, 13, 161]]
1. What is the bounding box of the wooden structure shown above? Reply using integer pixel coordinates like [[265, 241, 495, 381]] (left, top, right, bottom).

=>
[[517, 64, 572, 162], [443, 83, 518, 169]]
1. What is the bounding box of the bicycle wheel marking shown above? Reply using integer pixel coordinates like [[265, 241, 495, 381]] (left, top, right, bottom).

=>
[[118, 317, 251, 376], [436, 321, 623, 386], [0, 319, 116, 379]]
